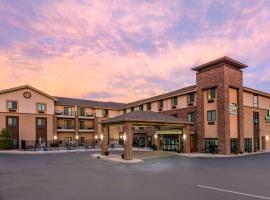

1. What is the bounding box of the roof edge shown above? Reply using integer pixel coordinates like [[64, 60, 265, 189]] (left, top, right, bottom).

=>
[[191, 56, 248, 72]]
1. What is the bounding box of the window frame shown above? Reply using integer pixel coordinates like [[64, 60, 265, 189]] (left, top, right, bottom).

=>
[[37, 103, 46, 113], [253, 94, 259, 108], [207, 88, 216, 100], [7, 116, 17, 126], [207, 110, 216, 122], [146, 103, 151, 111], [187, 93, 195, 103], [158, 100, 163, 108], [7, 100, 17, 111], [187, 112, 195, 122], [36, 118, 46, 127], [171, 97, 178, 108]]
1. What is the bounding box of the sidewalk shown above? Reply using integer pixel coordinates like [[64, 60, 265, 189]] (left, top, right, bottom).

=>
[[90, 153, 143, 164], [179, 151, 270, 158]]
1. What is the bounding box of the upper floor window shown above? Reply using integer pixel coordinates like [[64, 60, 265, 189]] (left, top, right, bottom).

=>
[[187, 93, 195, 103], [7, 100, 17, 111], [207, 88, 216, 100], [64, 107, 73, 116], [187, 112, 195, 122], [102, 109, 109, 117], [253, 95, 258, 107], [158, 100, 163, 109], [139, 105, 143, 111], [171, 97, 178, 108], [146, 103, 151, 111], [131, 107, 134, 112], [78, 107, 85, 116], [207, 110, 216, 122], [37, 103, 46, 113]]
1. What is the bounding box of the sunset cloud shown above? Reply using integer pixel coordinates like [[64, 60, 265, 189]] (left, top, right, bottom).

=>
[[0, 0, 270, 102]]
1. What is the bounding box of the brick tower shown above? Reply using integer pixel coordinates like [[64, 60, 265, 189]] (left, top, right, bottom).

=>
[[192, 57, 247, 154]]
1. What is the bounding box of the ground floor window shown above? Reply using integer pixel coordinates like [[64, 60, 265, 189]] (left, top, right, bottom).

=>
[[205, 138, 218, 153], [230, 138, 238, 154], [244, 138, 252, 152], [254, 138, 260, 152], [161, 135, 181, 152]]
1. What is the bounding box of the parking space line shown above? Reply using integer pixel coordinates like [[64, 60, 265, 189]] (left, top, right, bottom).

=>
[[197, 185, 270, 199]]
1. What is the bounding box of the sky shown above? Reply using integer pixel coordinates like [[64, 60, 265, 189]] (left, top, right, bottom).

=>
[[0, 0, 270, 103]]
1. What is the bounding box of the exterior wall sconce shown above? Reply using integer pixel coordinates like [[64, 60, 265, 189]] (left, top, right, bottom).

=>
[[183, 134, 187, 140], [154, 134, 157, 139], [75, 135, 79, 140], [100, 134, 104, 141], [123, 134, 127, 141], [266, 135, 269, 141], [53, 135, 57, 140], [94, 135, 98, 140]]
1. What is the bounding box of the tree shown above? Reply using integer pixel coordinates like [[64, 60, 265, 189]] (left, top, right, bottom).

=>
[[0, 128, 13, 150]]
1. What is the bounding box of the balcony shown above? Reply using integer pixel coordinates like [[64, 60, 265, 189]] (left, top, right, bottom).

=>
[[78, 112, 95, 119], [57, 126, 75, 132], [55, 110, 76, 118], [78, 125, 95, 133]]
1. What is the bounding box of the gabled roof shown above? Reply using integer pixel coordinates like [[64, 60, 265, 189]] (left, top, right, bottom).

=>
[[191, 56, 248, 72], [101, 110, 192, 125], [54, 96, 124, 110], [0, 85, 57, 101], [122, 85, 196, 109]]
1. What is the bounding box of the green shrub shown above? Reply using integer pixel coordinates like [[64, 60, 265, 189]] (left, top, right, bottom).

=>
[[0, 128, 13, 150]]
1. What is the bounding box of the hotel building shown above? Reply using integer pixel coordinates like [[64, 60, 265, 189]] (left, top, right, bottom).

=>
[[0, 56, 270, 155]]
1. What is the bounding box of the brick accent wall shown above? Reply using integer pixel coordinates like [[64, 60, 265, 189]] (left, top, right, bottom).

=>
[[196, 64, 244, 154]]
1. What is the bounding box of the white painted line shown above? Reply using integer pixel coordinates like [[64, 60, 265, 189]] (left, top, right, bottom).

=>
[[197, 185, 270, 200]]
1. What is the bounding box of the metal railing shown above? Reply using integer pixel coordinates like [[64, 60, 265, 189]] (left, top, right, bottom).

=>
[[78, 112, 94, 117], [21, 140, 99, 151], [78, 125, 95, 130], [55, 110, 76, 116], [57, 126, 75, 130]]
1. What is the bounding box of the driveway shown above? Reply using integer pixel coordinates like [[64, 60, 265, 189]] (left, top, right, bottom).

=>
[[0, 151, 270, 200]]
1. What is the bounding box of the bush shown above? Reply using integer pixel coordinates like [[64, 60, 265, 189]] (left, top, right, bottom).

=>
[[0, 128, 13, 150]]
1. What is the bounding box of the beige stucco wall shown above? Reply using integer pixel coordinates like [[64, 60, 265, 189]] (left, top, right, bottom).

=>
[[243, 91, 270, 110], [0, 113, 54, 147], [204, 90, 218, 138], [0, 88, 54, 114], [229, 88, 238, 138]]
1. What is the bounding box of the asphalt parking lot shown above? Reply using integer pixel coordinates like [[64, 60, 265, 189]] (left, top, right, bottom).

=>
[[0, 151, 270, 200]]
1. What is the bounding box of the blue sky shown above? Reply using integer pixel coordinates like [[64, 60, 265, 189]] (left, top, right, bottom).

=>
[[0, 0, 270, 102]]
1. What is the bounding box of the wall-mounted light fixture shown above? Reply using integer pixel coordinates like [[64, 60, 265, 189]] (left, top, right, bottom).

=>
[[53, 135, 57, 140], [75, 135, 79, 140], [100, 134, 104, 140], [183, 134, 187, 140], [123, 134, 127, 141]]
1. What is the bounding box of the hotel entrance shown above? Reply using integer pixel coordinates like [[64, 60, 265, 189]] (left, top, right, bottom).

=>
[[157, 129, 184, 153]]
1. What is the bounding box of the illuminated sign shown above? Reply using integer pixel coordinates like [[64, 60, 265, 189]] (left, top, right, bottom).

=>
[[266, 110, 270, 123], [229, 103, 238, 115]]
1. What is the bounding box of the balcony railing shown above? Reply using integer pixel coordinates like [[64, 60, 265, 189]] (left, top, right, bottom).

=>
[[78, 125, 95, 132], [78, 112, 94, 118], [57, 126, 75, 130], [55, 110, 76, 117]]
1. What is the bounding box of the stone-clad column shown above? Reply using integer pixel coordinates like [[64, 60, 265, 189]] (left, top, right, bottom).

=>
[[183, 126, 191, 153], [101, 125, 109, 155], [124, 122, 133, 160], [155, 134, 161, 150]]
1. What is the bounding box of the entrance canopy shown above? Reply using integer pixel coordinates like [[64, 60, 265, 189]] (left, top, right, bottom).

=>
[[101, 110, 192, 127], [100, 110, 193, 160]]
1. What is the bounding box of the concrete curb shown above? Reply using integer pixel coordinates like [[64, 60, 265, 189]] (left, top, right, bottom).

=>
[[90, 153, 143, 164]]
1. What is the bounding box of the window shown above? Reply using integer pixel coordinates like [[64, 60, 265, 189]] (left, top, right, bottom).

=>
[[139, 105, 143, 111], [207, 88, 216, 100], [171, 97, 177, 108], [78, 107, 85, 116], [253, 95, 258, 107], [158, 100, 163, 108], [187, 112, 195, 122], [37, 118, 46, 127], [64, 107, 72, 116], [102, 109, 109, 117], [131, 107, 134, 112], [79, 120, 85, 129], [253, 112, 259, 127], [7, 101, 17, 111], [207, 110, 216, 122], [37, 103, 46, 113], [230, 138, 238, 154], [7, 117, 17, 126], [187, 93, 195, 103], [146, 103, 151, 111], [205, 138, 218, 153], [123, 109, 126, 114], [244, 138, 252, 152], [64, 120, 73, 129]]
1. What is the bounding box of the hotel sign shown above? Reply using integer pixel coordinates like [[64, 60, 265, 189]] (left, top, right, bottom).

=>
[[266, 110, 270, 123], [229, 103, 238, 115]]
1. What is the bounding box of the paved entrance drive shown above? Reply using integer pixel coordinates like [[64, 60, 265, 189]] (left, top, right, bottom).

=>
[[0, 152, 270, 200], [133, 150, 177, 159]]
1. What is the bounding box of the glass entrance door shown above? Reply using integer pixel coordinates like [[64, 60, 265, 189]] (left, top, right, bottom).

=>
[[161, 135, 180, 152]]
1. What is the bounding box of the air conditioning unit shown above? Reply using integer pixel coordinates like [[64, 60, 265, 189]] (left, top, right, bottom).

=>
[[158, 108, 163, 111], [208, 99, 215, 103], [172, 105, 176, 109], [208, 121, 215, 125], [188, 103, 194, 107]]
